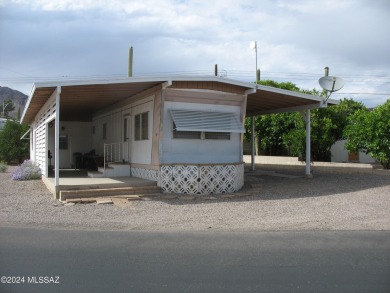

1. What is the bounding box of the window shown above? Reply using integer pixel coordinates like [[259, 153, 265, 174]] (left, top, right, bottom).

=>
[[134, 112, 149, 141], [59, 134, 68, 149], [173, 122, 201, 139], [123, 118, 128, 142], [205, 132, 230, 140], [102, 123, 107, 140], [172, 122, 230, 140], [142, 112, 149, 140]]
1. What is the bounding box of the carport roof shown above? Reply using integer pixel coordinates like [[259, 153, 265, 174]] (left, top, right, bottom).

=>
[[21, 76, 338, 124]]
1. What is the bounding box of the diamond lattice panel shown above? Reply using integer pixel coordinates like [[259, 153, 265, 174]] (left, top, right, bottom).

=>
[[160, 163, 244, 195], [199, 164, 243, 194], [131, 167, 158, 182]]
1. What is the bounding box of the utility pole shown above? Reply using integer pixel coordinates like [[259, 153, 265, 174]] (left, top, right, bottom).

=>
[[128, 47, 133, 77], [250, 41, 259, 171]]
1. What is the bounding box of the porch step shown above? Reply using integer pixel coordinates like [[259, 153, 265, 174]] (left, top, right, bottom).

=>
[[88, 164, 131, 178], [60, 185, 161, 201], [88, 171, 104, 178]]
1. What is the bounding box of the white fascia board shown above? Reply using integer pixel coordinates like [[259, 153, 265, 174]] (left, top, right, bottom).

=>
[[255, 84, 324, 103], [32, 75, 256, 91], [32, 77, 168, 88], [20, 84, 37, 125], [254, 102, 322, 115], [245, 88, 257, 95]]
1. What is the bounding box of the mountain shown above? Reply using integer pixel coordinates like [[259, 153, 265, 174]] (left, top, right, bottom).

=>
[[0, 86, 28, 119]]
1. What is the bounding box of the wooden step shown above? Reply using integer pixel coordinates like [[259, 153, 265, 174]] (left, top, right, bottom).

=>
[[60, 185, 161, 201]]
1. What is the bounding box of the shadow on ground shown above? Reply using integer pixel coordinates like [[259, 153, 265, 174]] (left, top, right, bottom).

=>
[[156, 166, 390, 205]]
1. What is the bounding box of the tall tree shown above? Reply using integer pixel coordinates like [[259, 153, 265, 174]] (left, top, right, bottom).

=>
[[310, 98, 366, 161], [344, 99, 390, 169]]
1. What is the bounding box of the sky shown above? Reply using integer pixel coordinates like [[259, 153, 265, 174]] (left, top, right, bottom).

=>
[[0, 0, 389, 107]]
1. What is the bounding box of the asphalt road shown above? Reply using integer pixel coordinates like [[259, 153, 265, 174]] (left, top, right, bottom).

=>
[[0, 227, 389, 293]]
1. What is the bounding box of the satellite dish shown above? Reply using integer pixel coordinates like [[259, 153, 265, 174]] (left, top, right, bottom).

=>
[[319, 76, 344, 92], [250, 41, 257, 50]]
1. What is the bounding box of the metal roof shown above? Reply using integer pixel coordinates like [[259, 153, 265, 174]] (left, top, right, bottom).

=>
[[20, 76, 338, 124]]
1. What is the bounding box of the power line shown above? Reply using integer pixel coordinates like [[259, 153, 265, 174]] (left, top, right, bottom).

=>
[[331, 92, 390, 96], [1, 68, 390, 90]]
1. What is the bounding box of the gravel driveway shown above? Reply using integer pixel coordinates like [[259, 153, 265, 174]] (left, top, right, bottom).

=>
[[1, 166, 389, 231]]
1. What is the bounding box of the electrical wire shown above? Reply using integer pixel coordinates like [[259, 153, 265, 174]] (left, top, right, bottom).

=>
[[1, 68, 389, 96]]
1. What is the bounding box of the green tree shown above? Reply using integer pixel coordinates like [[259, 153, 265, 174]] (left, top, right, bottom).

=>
[[246, 80, 366, 161], [310, 98, 366, 161], [0, 120, 29, 163], [344, 100, 390, 169]]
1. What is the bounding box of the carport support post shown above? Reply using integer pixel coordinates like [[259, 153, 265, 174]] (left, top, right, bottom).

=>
[[304, 109, 311, 177], [251, 116, 256, 171], [54, 86, 61, 189]]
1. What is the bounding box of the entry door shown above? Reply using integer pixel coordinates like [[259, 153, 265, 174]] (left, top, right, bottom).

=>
[[122, 115, 131, 162]]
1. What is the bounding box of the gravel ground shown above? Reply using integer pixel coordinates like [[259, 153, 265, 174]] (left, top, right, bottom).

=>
[[0, 166, 389, 231]]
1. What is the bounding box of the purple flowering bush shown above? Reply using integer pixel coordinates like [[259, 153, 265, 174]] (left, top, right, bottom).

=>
[[11, 160, 41, 180]]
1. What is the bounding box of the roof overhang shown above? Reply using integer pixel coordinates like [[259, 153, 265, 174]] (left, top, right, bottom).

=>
[[246, 84, 339, 117], [20, 76, 256, 124], [20, 75, 339, 124]]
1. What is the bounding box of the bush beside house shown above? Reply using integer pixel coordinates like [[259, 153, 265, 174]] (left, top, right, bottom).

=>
[[0, 119, 29, 164]]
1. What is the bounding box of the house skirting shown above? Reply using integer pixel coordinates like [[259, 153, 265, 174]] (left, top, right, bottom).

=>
[[132, 163, 245, 194], [131, 167, 159, 182], [158, 163, 244, 194]]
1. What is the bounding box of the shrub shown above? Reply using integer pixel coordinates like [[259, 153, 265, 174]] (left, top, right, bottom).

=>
[[11, 160, 41, 180], [344, 99, 390, 169], [0, 120, 30, 163], [0, 161, 7, 172]]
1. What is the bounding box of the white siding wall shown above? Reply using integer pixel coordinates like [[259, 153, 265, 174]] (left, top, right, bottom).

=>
[[30, 93, 56, 177], [161, 101, 242, 164], [91, 95, 154, 165], [92, 106, 131, 156], [48, 121, 92, 168]]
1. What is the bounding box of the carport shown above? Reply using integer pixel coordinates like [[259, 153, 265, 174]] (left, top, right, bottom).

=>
[[245, 84, 338, 176], [20, 75, 338, 196]]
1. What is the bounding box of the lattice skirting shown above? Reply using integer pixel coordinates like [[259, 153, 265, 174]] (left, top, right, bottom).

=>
[[131, 167, 159, 182], [160, 164, 244, 194]]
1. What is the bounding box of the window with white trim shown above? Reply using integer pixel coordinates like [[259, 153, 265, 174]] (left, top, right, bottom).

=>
[[134, 112, 149, 141]]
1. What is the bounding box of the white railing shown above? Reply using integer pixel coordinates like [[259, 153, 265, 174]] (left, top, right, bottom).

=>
[[103, 142, 122, 175]]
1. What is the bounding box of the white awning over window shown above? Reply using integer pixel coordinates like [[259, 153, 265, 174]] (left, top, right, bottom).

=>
[[170, 109, 245, 133]]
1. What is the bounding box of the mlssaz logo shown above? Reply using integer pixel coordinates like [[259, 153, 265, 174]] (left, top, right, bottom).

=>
[[28, 276, 60, 284]]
